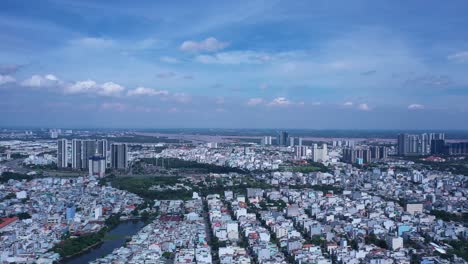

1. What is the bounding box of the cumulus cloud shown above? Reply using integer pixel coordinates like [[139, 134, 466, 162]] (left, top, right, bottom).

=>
[[65, 80, 124, 96], [180, 37, 229, 52], [408, 104, 425, 110], [100, 82, 125, 96], [246, 98, 264, 106], [268, 97, 292, 106], [343, 101, 354, 106], [21, 74, 60, 87], [447, 51, 468, 63], [357, 103, 371, 111], [127, 87, 169, 96], [0, 75, 15, 85]]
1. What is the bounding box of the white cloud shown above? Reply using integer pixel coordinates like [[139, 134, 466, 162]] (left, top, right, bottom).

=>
[[160, 56, 179, 64], [268, 97, 292, 106], [180, 37, 229, 52], [0, 75, 15, 85], [100, 82, 125, 96], [447, 51, 468, 63], [173, 93, 191, 103], [246, 98, 264, 106], [408, 103, 425, 110], [21, 74, 60, 87], [311, 102, 322, 106], [357, 103, 371, 111], [65, 80, 124, 96], [127, 87, 169, 96], [65, 80, 97, 93], [259, 83, 269, 90], [343, 101, 354, 106]]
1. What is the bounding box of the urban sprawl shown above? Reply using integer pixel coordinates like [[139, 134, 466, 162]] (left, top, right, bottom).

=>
[[0, 129, 467, 264]]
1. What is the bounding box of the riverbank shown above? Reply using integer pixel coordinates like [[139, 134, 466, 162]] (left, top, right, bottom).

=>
[[52, 214, 131, 261], [61, 220, 146, 264]]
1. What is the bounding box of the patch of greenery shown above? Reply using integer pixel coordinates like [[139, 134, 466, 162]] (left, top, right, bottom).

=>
[[0, 172, 33, 183], [53, 230, 106, 258], [11, 153, 28, 159], [289, 184, 343, 194], [15, 212, 31, 220], [137, 157, 247, 174], [430, 210, 468, 223], [103, 176, 193, 200], [52, 214, 122, 258], [445, 238, 468, 261], [365, 233, 387, 249]]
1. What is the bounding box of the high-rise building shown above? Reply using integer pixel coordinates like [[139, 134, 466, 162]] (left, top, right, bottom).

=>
[[311, 144, 328, 162], [96, 139, 108, 164], [298, 138, 303, 147], [57, 139, 68, 168], [430, 139, 446, 154], [262, 136, 273, 146], [50, 130, 59, 139], [111, 143, 128, 169], [71, 139, 83, 169], [398, 133, 438, 156], [289, 137, 295, 147], [429, 133, 445, 141], [277, 131, 289, 146], [72, 139, 108, 170], [343, 146, 387, 164], [66, 204, 75, 222], [81, 140, 97, 169], [445, 142, 468, 155], [88, 155, 106, 177], [207, 142, 218, 148], [294, 146, 308, 159]]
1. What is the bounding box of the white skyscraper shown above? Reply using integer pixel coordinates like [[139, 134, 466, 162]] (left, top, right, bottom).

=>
[[88, 155, 106, 177], [311, 143, 328, 162]]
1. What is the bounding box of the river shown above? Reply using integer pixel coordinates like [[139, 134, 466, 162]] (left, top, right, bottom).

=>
[[63, 220, 146, 264]]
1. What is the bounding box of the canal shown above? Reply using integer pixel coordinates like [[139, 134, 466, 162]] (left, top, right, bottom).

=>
[[63, 220, 146, 264]]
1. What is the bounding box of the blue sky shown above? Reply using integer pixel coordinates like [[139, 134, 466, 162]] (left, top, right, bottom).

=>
[[1, 0, 468, 129]]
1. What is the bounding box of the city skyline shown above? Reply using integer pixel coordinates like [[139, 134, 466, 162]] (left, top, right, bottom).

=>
[[1, 0, 468, 128]]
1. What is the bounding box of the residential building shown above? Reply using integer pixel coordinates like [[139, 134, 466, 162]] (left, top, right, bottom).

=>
[[57, 139, 68, 168], [111, 143, 128, 169]]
